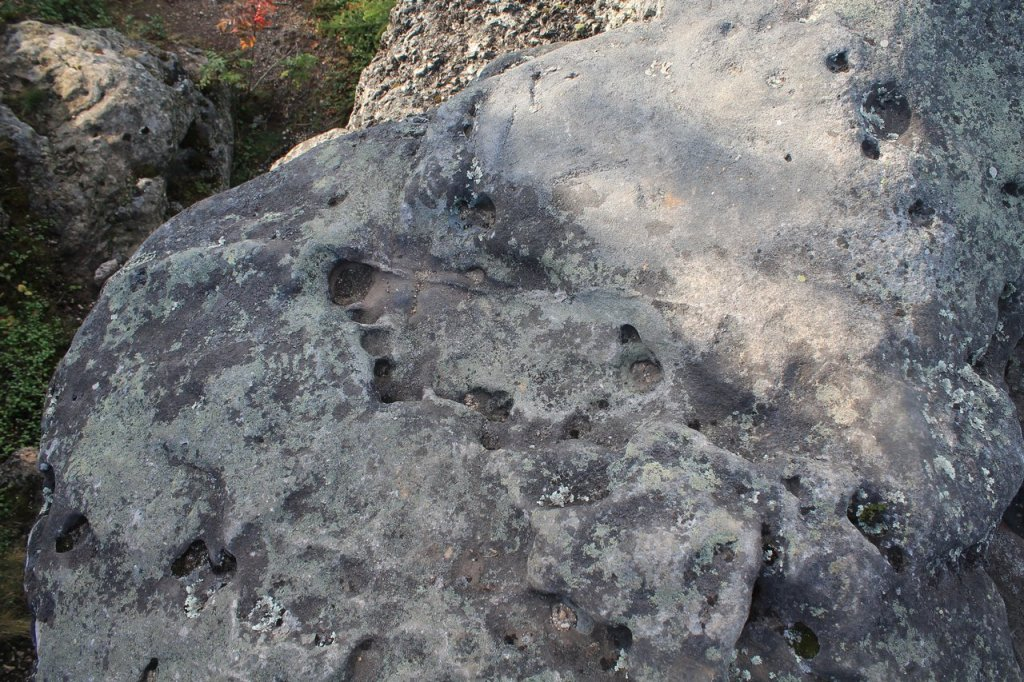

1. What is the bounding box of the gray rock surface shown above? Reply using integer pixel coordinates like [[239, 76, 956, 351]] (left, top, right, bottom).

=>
[[0, 21, 232, 287], [26, 0, 1024, 679]]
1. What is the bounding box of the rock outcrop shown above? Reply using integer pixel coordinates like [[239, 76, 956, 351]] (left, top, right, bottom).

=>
[[26, 0, 1024, 679], [275, 0, 659, 167], [0, 21, 232, 287], [347, 0, 661, 129]]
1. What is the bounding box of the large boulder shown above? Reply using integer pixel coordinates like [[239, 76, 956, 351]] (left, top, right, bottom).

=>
[[26, 0, 1024, 679], [0, 21, 232, 287]]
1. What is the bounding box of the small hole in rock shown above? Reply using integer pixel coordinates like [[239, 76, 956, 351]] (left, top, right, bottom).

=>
[[786, 622, 820, 659], [55, 513, 89, 553], [329, 260, 376, 306], [907, 199, 935, 225], [504, 633, 517, 646], [140, 126, 151, 135], [784, 153, 792, 162], [348, 308, 379, 324], [39, 462, 55, 494], [122, 132, 132, 142], [825, 50, 850, 73], [593, 398, 610, 410], [480, 431, 501, 451], [607, 623, 633, 650], [171, 539, 209, 578], [628, 359, 663, 390], [373, 358, 393, 379], [1003, 181, 1022, 198], [562, 413, 591, 441], [861, 137, 881, 160], [783, 475, 801, 497], [885, 546, 907, 572], [687, 419, 702, 431], [139, 657, 158, 682], [862, 81, 911, 137], [470, 193, 495, 213], [462, 388, 513, 422], [619, 324, 641, 344], [212, 548, 237, 575]]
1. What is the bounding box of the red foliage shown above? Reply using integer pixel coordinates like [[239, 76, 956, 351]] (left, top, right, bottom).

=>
[[217, 0, 278, 49]]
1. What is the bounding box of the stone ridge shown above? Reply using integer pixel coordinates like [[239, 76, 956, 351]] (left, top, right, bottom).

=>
[[25, 1, 1024, 679]]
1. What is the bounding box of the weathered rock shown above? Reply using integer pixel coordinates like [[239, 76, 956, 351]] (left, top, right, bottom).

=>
[[0, 21, 232, 287], [277, 0, 659, 164], [26, 1, 1024, 679], [347, 0, 661, 129]]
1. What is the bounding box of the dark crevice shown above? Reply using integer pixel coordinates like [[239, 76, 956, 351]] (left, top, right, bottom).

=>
[[846, 487, 906, 572], [861, 136, 881, 160], [785, 622, 820, 659], [907, 198, 935, 225], [343, 637, 377, 681], [55, 513, 89, 553], [139, 657, 159, 682], [461, 388, 513, 422], [171, 540, 209, 578], [825, 50, 850, 73], [561, 412, 591, 440], [972, 279, 1024, 386], [619, 324, 641, 344], [862, 81, 912, 138], [171, 539, 237, 578], [782, 475, 802, 498]]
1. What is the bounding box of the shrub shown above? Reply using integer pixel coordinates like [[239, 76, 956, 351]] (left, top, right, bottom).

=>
[[0, 0, 111, 27], [315, 0, 394, 70], [0, 296, 65, 457]]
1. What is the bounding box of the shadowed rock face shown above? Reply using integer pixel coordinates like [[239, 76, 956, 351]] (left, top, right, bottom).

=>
[[0, 21, 232, 287], [24, 0, 1024, 679]]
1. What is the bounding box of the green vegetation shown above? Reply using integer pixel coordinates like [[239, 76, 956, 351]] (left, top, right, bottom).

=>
[[198, 0, 395, 183], [3, 85, 48, 125], [279, 52, 319, 86], [0, 0, 110, 26], [119, 12, 168, 42], [785, 622, 821, 660], [198, 50, 253, 91], [315, 0, 394, 70], [0, 210, 70, 458], [0, 297, 65, 457]]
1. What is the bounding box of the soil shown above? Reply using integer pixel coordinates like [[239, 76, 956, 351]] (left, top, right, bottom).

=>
[[105, 0, 364, 181]]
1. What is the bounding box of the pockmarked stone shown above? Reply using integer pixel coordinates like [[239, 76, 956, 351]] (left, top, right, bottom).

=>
[[0, 21, 232, 288], [26, 1, 1024, 679]]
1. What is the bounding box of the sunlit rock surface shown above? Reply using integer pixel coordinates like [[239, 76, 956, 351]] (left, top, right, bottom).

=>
[[27, 1, 1024, 679]]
